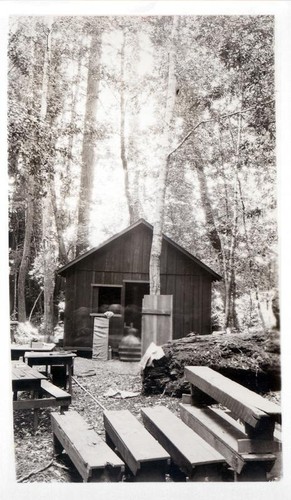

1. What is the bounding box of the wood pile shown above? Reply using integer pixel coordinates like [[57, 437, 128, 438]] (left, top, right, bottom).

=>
[[141, 330, 281, 397]]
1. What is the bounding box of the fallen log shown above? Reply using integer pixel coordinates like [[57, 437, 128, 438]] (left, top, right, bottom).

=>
[[141, 330, 281, 397]]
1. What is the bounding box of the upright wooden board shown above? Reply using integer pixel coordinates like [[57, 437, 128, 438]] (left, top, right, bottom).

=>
[[92, 316, 109, 360], [141, 295, 173, 354]]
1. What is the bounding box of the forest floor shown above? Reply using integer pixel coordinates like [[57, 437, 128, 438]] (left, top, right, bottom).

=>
[[13, 354, 281, 483], [13, 356, 181, 483]]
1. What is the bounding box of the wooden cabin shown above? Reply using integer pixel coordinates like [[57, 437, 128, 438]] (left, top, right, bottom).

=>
[[58, 219, 221, 356]]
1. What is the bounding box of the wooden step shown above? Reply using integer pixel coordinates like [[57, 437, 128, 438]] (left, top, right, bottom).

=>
[[103, 409, 170, 481], [141, 405, 226, 481], [180, 403, 276, 475], [51, 411, 125, 482]]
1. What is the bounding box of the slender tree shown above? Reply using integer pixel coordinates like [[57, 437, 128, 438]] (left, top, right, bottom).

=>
[[149, 16, 179, 295], [76, 28, 102, 255]]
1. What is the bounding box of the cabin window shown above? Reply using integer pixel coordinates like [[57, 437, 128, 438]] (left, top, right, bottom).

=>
[[91, 285, 122, 314]]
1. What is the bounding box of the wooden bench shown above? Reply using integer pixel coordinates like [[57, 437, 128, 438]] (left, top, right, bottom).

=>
[[180, 366, 281, 481], [51, 411, 125, 482], [141, 406, 226, 481], [40, 380, 71, 409], [13, 380, 71, 429], [103, 409, 170, 481]]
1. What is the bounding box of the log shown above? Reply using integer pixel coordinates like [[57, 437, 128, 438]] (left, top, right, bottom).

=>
[[141, 330, 281, 397]]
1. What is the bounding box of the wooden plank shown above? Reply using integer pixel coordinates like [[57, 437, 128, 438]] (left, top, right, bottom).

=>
[[25, 352, 76, 363], [142, 309, 171, 316], [185, 366, 281, 428], [40, 380, 71, 400], [51, 411, 124, 481], [13, 397, 70, 410], [179, 403, 276, 474], [11, 361, 46, 392], [141, 406, 225, 477], [103, 409, 170, 475], [141, 295, 173, 354], [12, 361, 46, 380], [211, 408, 280, 454]]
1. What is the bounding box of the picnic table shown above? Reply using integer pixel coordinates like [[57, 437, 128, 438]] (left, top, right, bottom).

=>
[[24, 351, 76, 394], [11, 360, 71, 430], [11, 343, 55, 360], [12, 360, 46, 396]]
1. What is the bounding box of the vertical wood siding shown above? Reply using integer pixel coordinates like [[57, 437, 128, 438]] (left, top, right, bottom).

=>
[[63, 223, 215, 348]]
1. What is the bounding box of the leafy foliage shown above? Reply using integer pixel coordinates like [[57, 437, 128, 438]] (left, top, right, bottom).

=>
[[8, 15, 277, 331]]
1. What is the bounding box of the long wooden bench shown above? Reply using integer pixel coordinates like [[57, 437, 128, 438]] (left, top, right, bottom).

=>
[[141, 406, 226, 481], [51, 411, 125, 482], [103, 409, 170, 481], [180, 366, 281, 481], [13, 380, 71, 411], [185, 366, 281, 429], [13, 380, 71, 429]]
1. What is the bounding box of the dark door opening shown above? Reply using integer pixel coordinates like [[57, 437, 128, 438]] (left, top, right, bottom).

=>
[[124, 281, 150, 336]]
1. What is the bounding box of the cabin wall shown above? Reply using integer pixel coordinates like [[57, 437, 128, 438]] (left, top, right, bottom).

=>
[[63, 224, 214, 349]]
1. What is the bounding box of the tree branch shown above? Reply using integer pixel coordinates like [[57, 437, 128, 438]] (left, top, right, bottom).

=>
[[17, 459, 54, 482], [168, 99, 275, 157]]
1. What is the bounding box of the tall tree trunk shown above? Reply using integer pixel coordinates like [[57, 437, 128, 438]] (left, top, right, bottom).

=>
[[120, 33, 138, 224], [63, 51, 83, 184], [16, 24, 37, 323], [194, 159, 237, 330], [42, 194, 55, 339], [237, 173, 267, 331], [223, 77, 243, 331], [41, 18, 56, 339], [17, 173, 35, 321], [149, 16, 179, 295], [76, 32, 101, 255], [195, 162, 224, 267], [50, 180, 69, 265]]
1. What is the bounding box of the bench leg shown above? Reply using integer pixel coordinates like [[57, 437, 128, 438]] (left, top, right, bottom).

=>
[[87, 465, 125, 483], [105, 431, 116, 451], [60, 405, 69, 414], [188, 464, 224, 482], [244, 421, 275, 440], [33, 390, 40, 431], [33, 409, 39, 431], [168, 462, 187, 482], [236, 462, 268, 482], [134, 461, 168, 482], [53, 433, 64, 456]]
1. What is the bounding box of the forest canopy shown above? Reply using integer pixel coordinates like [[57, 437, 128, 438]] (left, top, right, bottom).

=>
[[8, 15, 277, 335]]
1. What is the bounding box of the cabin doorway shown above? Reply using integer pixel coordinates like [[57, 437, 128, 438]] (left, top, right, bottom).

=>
[[123, 281, 150, 337]]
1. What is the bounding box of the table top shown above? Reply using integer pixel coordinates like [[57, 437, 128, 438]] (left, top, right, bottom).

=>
[[11, 343, 55, 352], [11, 361, 46, 383], [24, 351, 76, 361]]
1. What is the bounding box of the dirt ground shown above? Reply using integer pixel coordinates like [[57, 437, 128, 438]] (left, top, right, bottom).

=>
[[13, 356, 181, 483]]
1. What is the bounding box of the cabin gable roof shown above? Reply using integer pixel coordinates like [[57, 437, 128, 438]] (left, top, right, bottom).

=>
[[58, 219, 222, 280]]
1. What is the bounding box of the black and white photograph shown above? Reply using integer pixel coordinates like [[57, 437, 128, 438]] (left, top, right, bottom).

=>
[[1, 0, 291, 498]]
